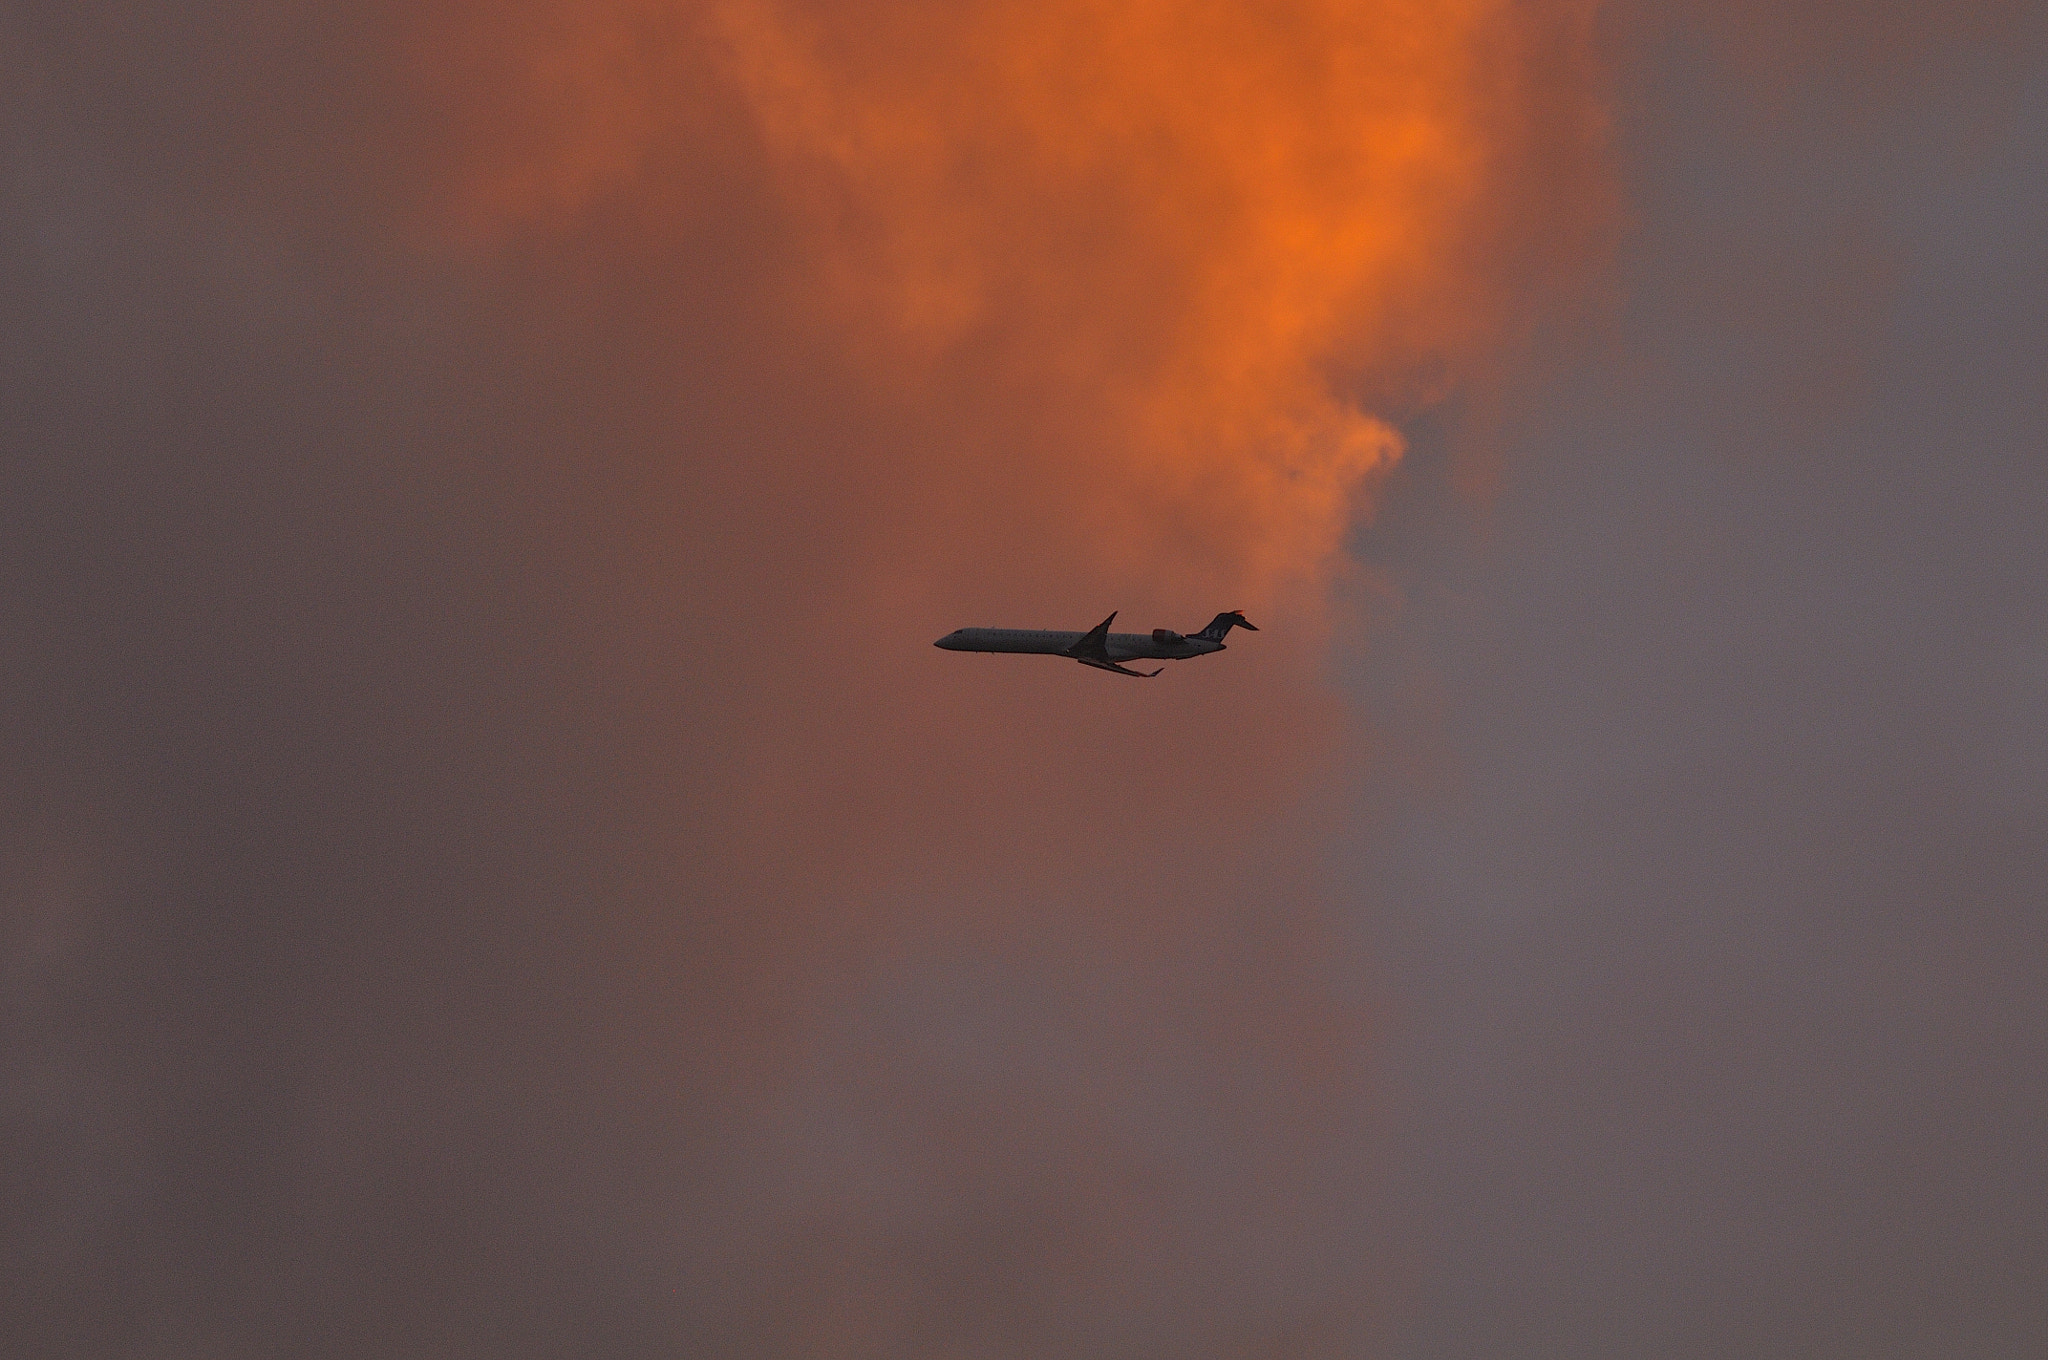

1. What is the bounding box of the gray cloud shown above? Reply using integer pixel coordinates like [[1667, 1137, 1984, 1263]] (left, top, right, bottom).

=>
[[1349, 22, 2048, 1354]]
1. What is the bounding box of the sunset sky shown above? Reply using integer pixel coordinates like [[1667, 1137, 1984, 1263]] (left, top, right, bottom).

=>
[[5, 2, 2045, 1355]]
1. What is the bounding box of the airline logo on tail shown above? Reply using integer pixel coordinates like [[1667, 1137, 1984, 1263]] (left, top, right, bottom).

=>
[[1195, 611, 1259, 643]]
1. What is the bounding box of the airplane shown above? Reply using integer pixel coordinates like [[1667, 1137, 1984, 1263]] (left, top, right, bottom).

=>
[[933, 610, 1258, 678]]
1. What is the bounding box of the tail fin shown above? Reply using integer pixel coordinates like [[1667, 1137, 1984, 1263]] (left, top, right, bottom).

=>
[[1195, 610, 1258, 643]]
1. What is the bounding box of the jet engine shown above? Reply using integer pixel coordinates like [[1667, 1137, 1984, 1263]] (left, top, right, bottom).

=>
[[1152, 628, 1184, 644]]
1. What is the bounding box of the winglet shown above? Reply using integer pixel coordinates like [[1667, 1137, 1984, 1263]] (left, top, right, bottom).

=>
[[1064, 611, 1117, 661]]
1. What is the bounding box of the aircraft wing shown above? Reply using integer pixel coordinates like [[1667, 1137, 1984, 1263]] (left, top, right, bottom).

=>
[[1062, 612, 1159, 675], [1063, 612, 1117, 661], [1074, 655, 1163, 678]]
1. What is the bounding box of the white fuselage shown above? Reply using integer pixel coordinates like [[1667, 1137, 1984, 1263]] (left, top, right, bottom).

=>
[[933, 628, 1223, 662]]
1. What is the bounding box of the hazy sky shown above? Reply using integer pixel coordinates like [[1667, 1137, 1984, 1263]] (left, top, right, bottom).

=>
[[1351, 9, 2048, 1351], [4, 3, 2044, 1356]]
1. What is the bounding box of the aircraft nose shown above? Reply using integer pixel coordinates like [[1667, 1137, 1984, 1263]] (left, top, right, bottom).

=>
[[934, 631, 962, 650]]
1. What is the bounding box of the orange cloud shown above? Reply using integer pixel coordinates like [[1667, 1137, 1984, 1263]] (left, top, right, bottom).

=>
[[422, 0, 1612, 630], [714, 0, 1614, 607]]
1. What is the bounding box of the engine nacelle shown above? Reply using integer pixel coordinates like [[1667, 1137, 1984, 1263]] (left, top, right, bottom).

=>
[[1152, 628, 1184, 644]]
